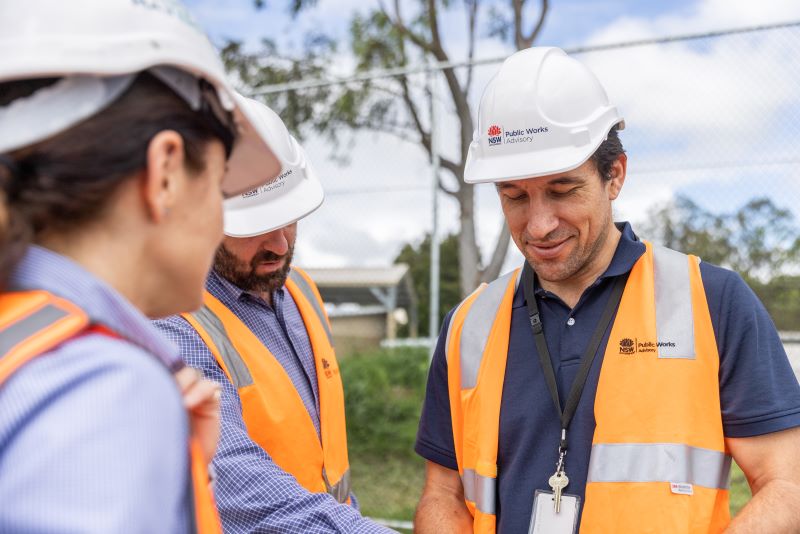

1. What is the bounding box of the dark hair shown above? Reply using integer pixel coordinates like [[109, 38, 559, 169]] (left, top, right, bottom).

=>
[[590, 124, 625, 181], [0, 72, 233, 287]]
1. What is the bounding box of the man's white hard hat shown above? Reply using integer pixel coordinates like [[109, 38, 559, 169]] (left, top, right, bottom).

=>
[[464, 47, 624, 184], [0, 0, 285, 197], [223, 96, 324, 238]]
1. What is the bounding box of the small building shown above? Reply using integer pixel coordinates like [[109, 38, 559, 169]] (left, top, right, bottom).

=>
[[302, 264, 418, 355]]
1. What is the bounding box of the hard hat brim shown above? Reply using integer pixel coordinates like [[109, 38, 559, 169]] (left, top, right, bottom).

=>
[[464, 118, 624, 184], [222, 166, 325, 237]]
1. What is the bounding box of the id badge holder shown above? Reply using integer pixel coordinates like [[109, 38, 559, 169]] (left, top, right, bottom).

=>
[[528, 489, 581, 534]]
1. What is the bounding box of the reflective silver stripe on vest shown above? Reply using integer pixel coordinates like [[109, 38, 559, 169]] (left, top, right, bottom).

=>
[[190, 306, 254, 388], [0, 304, 70, 357], [587, 443, 731, 489], [458, 270, 519, 389], [653, 245, 696, 359], [288, 270, 334, 347], [462, 468, 496, 515], [323, 467, 352, 503], [444, 287, 478, 365]]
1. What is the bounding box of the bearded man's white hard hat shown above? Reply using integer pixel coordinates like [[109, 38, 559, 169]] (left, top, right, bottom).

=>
[[223, 96, 324, 238]]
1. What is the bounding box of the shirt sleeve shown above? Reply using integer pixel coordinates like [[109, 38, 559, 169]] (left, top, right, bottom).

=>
[[0, 334, 190, 533], [154, 316, 395, 534], [700, 263, 800, 437], [414, 310, 459, 470]]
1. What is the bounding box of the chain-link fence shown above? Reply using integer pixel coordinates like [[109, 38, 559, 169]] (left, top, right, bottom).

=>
[[268, 23, 800, 345]]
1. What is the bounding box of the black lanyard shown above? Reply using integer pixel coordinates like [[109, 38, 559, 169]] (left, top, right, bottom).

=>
[[522, 262, 628, 453]]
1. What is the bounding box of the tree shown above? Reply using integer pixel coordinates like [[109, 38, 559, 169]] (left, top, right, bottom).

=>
[[226, 0, 550, 296], [395, 232, 461, 337], [640, 195, 800, 280], [639, 195, 734, 268], [639, 194, 800, 330]]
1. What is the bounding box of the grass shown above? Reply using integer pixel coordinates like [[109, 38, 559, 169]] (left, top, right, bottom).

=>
[[340, 347, 754, 528], [729, 461, 752, 516], [351, 454, 423, 530], [340, 347, 429, 531]]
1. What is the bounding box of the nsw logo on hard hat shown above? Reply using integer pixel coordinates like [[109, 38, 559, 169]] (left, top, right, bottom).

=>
[[487, 125, 503, 146]]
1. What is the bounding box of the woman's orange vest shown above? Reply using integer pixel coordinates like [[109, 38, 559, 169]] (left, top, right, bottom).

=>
[[0, 290, 222, 534], [181, 267, 351, 501], [446, 242, 731, 533]]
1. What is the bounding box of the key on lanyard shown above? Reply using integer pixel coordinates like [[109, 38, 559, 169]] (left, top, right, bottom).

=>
[[548, 448, 570, 513]]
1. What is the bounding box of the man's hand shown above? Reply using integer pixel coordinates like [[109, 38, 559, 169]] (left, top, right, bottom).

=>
[[175, 366, 221, 464]]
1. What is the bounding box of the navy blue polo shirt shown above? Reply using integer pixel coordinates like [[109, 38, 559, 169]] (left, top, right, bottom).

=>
[[415, 222, 800, 533]]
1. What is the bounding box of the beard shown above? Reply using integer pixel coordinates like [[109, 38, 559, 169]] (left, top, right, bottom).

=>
[[214, 242, 294, 294]]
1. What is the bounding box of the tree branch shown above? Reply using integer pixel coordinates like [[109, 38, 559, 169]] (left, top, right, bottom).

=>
[[439, 175, 459, 197], [379, 0, 436, 54], [464, 0, 478, 96], [427, 0, 443, 51], [514, 0, 549, 50], [481, 220, 511, 282], [400, 73, 431, 154], [438, 156, 460, 178], [423, 1, 474, 164]]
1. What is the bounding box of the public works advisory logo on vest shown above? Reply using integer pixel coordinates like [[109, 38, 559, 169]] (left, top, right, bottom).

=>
[[619, 337, 636, 354], [487, 124, 503, 146]]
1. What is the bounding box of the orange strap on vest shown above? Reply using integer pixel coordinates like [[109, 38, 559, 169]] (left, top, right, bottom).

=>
[[0, 290, 222, 534], [182, 267, 351, 501], [446, 243, 731, 534]]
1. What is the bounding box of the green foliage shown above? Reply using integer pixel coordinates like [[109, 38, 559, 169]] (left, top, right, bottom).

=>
[[640, 195, 734, 266], [729, 198, 800, 276], [253, 0, 317, 16], [341, 347, 430, 460], [220, 38, 338, 141], [748, 275, 800, 331], [340, 347, 429, 522], [349, 455, 423, 523], [639, 194, 800, 329], [395, 232, 461, 337], [640, 195, 800, 277]]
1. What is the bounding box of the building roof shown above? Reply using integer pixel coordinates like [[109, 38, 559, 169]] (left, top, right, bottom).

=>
[[301, 264, 417, 310], [302, 264, 411, 288]]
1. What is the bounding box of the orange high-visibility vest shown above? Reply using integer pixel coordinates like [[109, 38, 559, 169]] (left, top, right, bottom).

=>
[[182, 267, 351, 501], [446, 242, 731, 533], [0, 290, 222, 534]]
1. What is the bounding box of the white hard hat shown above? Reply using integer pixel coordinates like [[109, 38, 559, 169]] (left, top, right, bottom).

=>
[[0, 0, 284, 197], [464, 47, 624, 184], [223, 96, 324, 238]]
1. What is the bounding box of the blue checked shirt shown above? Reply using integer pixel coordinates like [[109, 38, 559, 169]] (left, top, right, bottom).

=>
[[0, 246, 191, 533], [155, 270, 394, 534]]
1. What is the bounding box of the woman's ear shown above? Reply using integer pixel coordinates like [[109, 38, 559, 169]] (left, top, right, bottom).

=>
[[142, 130, 186, 223]]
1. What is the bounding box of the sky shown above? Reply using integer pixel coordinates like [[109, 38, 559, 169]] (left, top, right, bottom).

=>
[[184, 0, 800, 271]]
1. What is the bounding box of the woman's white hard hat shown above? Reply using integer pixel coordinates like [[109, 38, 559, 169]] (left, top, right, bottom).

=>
[[0, 0, 285, 197]]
